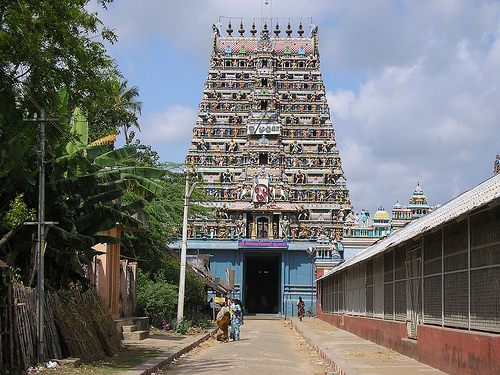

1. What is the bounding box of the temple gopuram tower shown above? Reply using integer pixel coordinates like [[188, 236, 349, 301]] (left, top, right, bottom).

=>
[[181, 20, 351, 316]]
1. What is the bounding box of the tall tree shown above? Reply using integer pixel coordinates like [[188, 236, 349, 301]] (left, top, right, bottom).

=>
[[0, 0, 119, 184], [89, 78, 142, 145], [0, 0, 166, 289]]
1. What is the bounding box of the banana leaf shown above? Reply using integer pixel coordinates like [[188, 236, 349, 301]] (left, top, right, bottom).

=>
[[93, 147, 137, 167], [112, 166, 167, 179], [119, 173, 165, 196], [80, 189, 123, 210], [74, 203, 142, 234], [48, 225, 95, 250], [85, 144, 113, 159], [66, 107, 89, 155], [124, 199, 146, 215]]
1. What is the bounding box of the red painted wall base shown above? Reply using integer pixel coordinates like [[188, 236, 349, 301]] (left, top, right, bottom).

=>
[[316, 311, 500, 375]]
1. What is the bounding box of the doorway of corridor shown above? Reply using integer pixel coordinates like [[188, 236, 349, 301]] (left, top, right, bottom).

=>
[[244, 253, 281, 314]]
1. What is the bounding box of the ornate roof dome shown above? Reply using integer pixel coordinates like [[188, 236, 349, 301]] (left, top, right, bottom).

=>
[[373, 208, 390, 220], [413, 182, 424, 195], [393, 201, 402, 209], [409, 182, 428, 205]]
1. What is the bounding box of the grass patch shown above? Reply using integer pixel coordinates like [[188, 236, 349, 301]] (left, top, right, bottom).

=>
[[27, 346, 162, 374]]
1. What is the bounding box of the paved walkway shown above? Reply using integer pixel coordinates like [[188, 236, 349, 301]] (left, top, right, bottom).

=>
[[290, 317, 448, 375], [122, 318, 449, 375], [121, 327, 218, 375], [160, 319, 331, 374]]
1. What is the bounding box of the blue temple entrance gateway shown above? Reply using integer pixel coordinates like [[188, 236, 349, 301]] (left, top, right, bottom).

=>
[[174, 20, 351, 317], [181, 238, 318, 317]]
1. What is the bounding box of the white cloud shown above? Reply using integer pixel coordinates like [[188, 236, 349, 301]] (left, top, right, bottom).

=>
[[138, 105, 198, 145], [327, 90, 355, 120], [89, 0, 500, 215]]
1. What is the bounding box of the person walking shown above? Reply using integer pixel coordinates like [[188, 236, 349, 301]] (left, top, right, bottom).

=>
[[231, 299, 243, 341], [297, 296, 305, 321]]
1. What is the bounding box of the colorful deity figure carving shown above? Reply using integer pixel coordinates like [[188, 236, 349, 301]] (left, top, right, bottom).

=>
[[360, 209, 368, 227], [321, 140, 329, 153], [291, 140, 302, 154], [326, 169, 335, 185], [199, 154, 207, 165], [206, 175, 215, 195], [298, 206, 309, 221], [270, 151, 281, 166], [201, 222, 208, 238], [259, 134, 269, 146], [199, 138, 208, 152], [236, 215, 246, 238], [227, 139, 237, 153], [294, 170, 306, 184], [222, 169, 233, 183], [281, 215, 290, 238]]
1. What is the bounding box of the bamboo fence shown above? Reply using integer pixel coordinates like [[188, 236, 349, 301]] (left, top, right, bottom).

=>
[[0, 285, 121, 371]]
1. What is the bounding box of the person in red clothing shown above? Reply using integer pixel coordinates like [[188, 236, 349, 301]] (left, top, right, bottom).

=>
[[297, 296, 305, 321]]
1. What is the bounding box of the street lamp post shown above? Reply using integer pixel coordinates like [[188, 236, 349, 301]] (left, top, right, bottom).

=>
[[176, 170, 197, 329], [307, 246, 315, 316]]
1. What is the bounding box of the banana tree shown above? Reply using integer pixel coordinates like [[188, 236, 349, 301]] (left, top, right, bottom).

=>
[[1, 101, 167, 289], [37, 144, 167, 288]]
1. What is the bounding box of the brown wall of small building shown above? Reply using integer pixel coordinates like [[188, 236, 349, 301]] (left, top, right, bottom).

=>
[[316, 311, 500, 375]]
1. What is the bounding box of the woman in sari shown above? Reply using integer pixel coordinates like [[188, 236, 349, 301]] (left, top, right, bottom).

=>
[[216, 302, 230, 342], [297, 296, 305, 321], [231, 299, 243, 341]]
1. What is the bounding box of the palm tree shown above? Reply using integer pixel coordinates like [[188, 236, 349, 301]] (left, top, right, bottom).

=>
[[112, 79, 142, 145], [89, 78, 143, 145]]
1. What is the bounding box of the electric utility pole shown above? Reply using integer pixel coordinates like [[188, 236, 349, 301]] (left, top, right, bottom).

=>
[[176, 169, 197, 329], [24, 110, 58, 363]]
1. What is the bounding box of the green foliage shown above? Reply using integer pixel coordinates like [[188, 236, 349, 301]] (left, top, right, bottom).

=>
[[134, 254, 209, 327], [0, 143, 167, 289], [170, 318, 192, 335], [114, 138, 212, 323], [2, 266, 22, 286], [0, 0, 118, 116], [189, 312, 211, 329], [0, 2, 124, 222], [185, 267, 207, 312], [170, 312, 211, 334], [88, 78, 142, 144], [119, 139, 211, 274], [136, 270, 178, 328], [1, 194, 36, 230], [66, 107, 89, 154]]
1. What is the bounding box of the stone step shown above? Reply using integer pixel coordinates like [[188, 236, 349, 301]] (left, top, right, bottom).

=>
[[114, 316, 150, 335], [122, 329, 150, 340], [53, 357, 81, 367], [122, 324, 138, 333], [245, 315, 284, 320]]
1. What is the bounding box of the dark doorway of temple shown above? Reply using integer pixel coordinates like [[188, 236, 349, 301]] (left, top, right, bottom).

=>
[[244, 254, 280, 314]]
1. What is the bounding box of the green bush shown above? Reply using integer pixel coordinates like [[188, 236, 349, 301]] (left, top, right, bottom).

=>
[[170, 318, 191, 335], [136, 258, 211, 329], [136, 271, 178, 328]]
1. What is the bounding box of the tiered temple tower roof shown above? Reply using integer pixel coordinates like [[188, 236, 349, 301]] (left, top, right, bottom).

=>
[[185, 21, 351, 262]]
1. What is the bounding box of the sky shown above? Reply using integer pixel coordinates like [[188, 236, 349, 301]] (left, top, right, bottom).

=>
[[89, 0, 500, 216]]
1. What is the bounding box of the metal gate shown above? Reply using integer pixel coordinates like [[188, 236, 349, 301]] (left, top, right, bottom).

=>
[[406, 246, 422, 339]]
